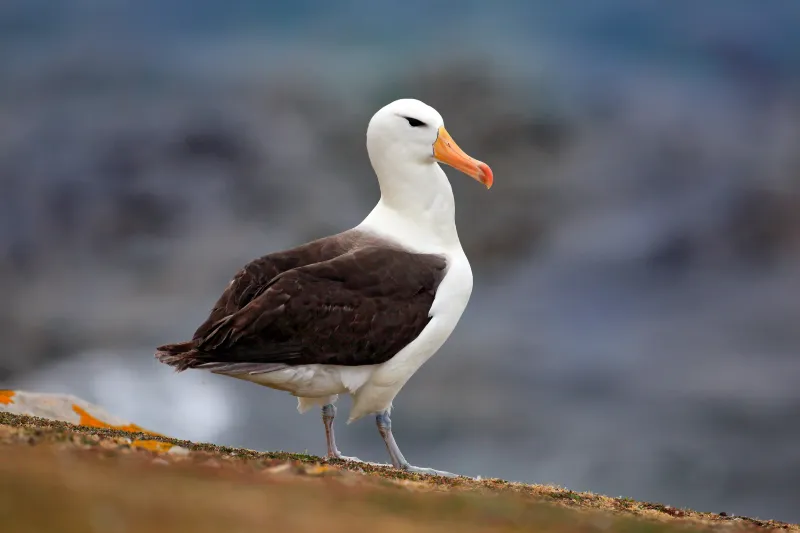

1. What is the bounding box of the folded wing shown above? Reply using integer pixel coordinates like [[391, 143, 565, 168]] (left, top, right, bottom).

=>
[[157, 242, 446, 373]]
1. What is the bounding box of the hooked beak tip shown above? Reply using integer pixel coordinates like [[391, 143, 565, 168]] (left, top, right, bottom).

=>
[[478, 162, 493, 189]]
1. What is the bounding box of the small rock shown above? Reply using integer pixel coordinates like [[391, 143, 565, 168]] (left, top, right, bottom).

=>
[[167, 445, 191, 457], [0, 391, 157, 434], [263, 462, 292, 475], [152, 458, 169, 466]]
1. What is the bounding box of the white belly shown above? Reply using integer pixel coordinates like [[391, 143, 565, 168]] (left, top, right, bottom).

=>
[[230, 251, 474, 422], [234, 363, 371, 398]]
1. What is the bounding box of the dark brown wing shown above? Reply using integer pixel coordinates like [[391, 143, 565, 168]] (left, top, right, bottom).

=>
[[182, 246, 446, 370], [191, 230, 364, 341]]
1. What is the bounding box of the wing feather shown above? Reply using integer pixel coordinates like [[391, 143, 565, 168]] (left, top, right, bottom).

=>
[[156, 230, 447, 372], [188, 246, 446, 368]]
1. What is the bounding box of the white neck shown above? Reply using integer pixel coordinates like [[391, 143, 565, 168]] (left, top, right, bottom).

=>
[[357, 154, 462, 252]]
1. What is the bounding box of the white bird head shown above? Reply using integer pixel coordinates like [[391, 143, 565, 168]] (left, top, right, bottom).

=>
[[366, 99, 493, 190]]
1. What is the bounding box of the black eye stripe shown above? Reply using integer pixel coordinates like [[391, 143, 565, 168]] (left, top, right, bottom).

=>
[[403, 116, 426, 127]]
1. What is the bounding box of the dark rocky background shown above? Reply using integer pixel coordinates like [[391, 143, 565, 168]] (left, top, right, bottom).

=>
[[1, 0, 799, 522]]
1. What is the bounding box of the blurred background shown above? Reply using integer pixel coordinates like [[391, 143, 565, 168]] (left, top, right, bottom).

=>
[[2, 0, 799, 523]]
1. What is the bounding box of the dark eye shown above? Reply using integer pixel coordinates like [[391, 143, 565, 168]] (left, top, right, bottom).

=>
[[403, 116, 426, 128]]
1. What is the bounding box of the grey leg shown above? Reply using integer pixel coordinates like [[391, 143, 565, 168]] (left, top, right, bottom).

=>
[[322, 404, 362, 462], [375, 410, 456, 477]]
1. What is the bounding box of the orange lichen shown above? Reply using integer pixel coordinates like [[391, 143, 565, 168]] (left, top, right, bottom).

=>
[[305, 465, 334, 476], [0, 390, 15, 405], [71, 405, 161, 436], [131, 439, 174, 453]]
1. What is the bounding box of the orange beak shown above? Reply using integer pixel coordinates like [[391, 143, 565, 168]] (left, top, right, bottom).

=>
[[433, 126, 493, 189]]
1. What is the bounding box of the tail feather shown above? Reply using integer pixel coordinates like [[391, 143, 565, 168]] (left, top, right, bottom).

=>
[[155, 341, 202, 372]]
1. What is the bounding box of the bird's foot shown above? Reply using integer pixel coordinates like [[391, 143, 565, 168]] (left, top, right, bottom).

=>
[[398, 463, 458, 478], [373, 410, 459, 478], [326, 455, 392, 470], [325, 452, 364, 463]]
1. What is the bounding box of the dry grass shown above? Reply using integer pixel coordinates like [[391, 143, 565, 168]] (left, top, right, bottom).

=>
[[1, 412, 795, 533]]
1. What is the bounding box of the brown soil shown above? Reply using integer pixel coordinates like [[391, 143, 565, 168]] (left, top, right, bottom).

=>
[[1, 412, 795, 533]]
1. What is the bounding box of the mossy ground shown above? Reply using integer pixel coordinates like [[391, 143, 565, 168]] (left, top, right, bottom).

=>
[[1, 412, 795, 533]]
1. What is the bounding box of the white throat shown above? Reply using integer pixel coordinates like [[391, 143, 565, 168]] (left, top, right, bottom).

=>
[[358, 154, 462, 253]]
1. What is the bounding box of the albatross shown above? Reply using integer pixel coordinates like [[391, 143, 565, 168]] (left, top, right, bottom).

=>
[[156, 98, 493, 476]]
